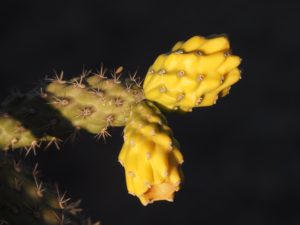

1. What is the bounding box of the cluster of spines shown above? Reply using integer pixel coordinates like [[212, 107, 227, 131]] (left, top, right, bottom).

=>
[[0, 66, 144, 153], [0, 155, 100, 225]]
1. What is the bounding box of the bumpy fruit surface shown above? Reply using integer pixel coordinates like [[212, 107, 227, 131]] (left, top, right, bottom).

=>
[[143, 35, 242, 111], [118, 100, 184, 205]]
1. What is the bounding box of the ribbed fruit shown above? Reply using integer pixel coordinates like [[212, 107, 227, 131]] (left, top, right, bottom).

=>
[[143, 35, 242, 111], [118, 100, 184, 205]]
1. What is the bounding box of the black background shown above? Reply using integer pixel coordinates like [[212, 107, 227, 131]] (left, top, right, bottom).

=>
[[1, 1, 300, 225]]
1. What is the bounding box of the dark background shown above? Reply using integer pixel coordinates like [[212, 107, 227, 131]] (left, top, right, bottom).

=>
[[1, 0, 299, 224]]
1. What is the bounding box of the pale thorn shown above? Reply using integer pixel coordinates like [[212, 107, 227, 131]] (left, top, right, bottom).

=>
[[32, 163, 39, 178], [45, 71, 66, 84], [80, 68, 92, 78], [33, 176, 45, 198], [94, 127, 111, 143], [111, 69, 122, 84], [53, 212, 67, 225], [135, 77, 144, 87], [114, 97, 124, 107], [129, 69, 143, 87], [95, 63, 108, 78], [24, 140, 40, 157], [55, 184, 71, 209], [90, 88, 105, 99], [129, 70, 138, 82], [51, 96, 70, 106], [64, 200, 83, 215], [125, 82, 133, 90], [45, 137, 63, 150], [75, 106, 94, 120], [72, 75, 86, 88], [105, 114, 115, 127]]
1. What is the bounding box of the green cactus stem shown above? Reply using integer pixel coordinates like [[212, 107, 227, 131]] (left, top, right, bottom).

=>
[[0, 154, 100, 225], [0, 67, 144, 153]]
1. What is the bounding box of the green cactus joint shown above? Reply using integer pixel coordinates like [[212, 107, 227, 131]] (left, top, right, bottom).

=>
[[0, 154, 100, 225]]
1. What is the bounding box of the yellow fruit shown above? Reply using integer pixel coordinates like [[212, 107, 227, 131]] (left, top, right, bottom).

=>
[[143, 35, 242, 111], [118, 100, 184, 205]]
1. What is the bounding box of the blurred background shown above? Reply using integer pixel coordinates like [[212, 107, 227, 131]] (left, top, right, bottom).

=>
[[0, 0, 299, 224]]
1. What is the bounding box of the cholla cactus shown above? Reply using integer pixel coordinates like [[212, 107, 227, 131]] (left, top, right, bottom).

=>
[[0, 35, 241, 212]]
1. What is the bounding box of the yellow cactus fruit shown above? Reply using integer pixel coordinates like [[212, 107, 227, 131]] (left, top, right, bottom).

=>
[[143, 35, 242, 111], [118, 100, 184, 205]]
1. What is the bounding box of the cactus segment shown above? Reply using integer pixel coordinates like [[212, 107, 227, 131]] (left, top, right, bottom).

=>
[[118, 100, 183, 205], [143, 35, 242, 111], [0, 70, 144, 152], [0, 155, 100, 225]]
